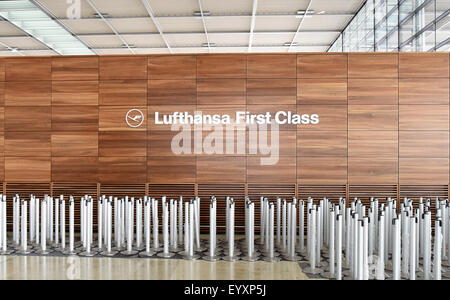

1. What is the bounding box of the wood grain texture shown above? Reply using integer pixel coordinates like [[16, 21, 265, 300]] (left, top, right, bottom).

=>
[[52, 106, 98, 131], [247, 104, 297, 130], [5, 106, 51, 132], [52, 57, 99, 81], [0, 82, 4, 106], [100, 106, 146, 131], [0, 157, 4, 181], [348, 157, 398, 185], [148, 55, 196, 79], [348, 105, 398, 130], [399, 53, 449, 78], [98, 157, 147, 183], [148, 130, 193, 156], [5, 81, 51, 106], [248, 130, 296, 156], [100, 80, 147, 106], [348, 79, 398, 105], [5, 132, 51, 157], [52, 157, 98, 182], [148, 79, 196, 105], [298, 131, 347, 156], [297, 54, 347, 78], [197, 55, 246, 79], [5, 157, 51, 182], [52, 80, 98, 105], [247, 156, 296, 183], [348, 54, 398, 78], [298, 78, 347, 105], [400, 158, 449, 185], [196, 129, 246, 156], [399, 131, 449, 158], [5, 58, 51, 81], [197, 104, 247, 129], [298, 105, 347, 130], [0, 59, 4, 82], [0, 107, 4, 132], [0, 133, 4, 154], [52, 132, 98, 156], [298, 156, 347, 184], [399, 78, 449, 105], [348, 131, 398, 157], [247, 55, 296, 78], [148, 105, 196, 131], [148, 156, 196, 184], [99, 131, 146, 156], [198, 79, 245, 105], [99, 56, 147, 80], [197, 156, 246, 183], [399, 105, 449, 130], [247, 79, 296, 105]]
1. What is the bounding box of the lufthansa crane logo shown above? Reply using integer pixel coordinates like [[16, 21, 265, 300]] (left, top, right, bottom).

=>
[[126, 109, 144, 128]]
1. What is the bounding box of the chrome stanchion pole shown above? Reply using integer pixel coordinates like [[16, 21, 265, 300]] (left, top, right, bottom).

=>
[[183, 201, 189, 256], [158, 200, 174, 258], [277, 198, 281, 246], [264, 202, 279, 262], [98, 197, 103, 251], [20, 200, 30, 254], [244, 200, 257, 262], [204, 197, 217, 261], [38, 198, 49, 255], [60, 196, 65, 250], [152, 199, 159, 250], [123, 198, 138, 256], [260, 197, 264, 245], [13, 196, 19, 246], [282, 199, 287, 252], [136, 198, 143, 250], [101, 197, 117, 257], [299, 199, 305, 254], [141, 196, 154, 257], [392, 218, 401, 280], [376, 212, 385, 280], [0, 196, 10, 254], [409, 215, 416, 280], [323, 209, 335, 278], [336, 214, 343, 280], [304, 207, 320, 275], [178, 196, 183, 245], [224, 199, 238, 261], [54, 195, 59, 247], [30, 195, 34, 244], [169, 199, 174, 250], [433, 219, 442, 280], [67, 197, 76, 254], [423, 211, 432, 280], [80, 198, 95, 256], [35, 196, 39, 248]]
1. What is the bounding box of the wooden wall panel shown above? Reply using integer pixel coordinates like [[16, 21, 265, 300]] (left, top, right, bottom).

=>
[[148, 55, 196, 79], [197, 79, 245, 105], [99, 131, 146, 156], [298, 156, 347, 184], [198, 129, 246, 156], [298, 79, 347, 105], [197, 55, 246, 79], [100, 106, 146, 131], [0, 82, 4, 106], [5, 58, 51, 81], [6, 81, 51, 106], [5, 132, 51, 157], [148, 79, 196, 105], [348, 105, 398, 130], [52, 81, 98, 106], [52, 157, 98, 182], [247, 55, 296, 78], [298, 105, 347, 130], [52, 106, 98, 131], [248, 130, 296, 156], [399, 131, 449, 157], [298, 131, 347, 156], [148, 105, 196, 131], [197, 156, 246, 183], [399, 105, 449, 130], [5, 106, 51, 131], [148, 156, 196, 184], [247, 104, 296, 130], [348, 79, 398, 105], [348, 54, 398, 78], [399, 78, 449, 104], [297, 54, 347, 78], [400, 158, 449, 185], [348, 131, 398, 157], [247, 79, 296, 105], [348, 157, 398, 185], [399, 53, 449, 78], [197, 105, 247, 128], [247, 156, 296, 183], [148, 130, 192, 156], [99, 56, 147, 80], [98, 157, 147, 183], [52, 132, 98, 156], [52, 57, 99, 81], [0, 59, 4, 82], [5, 157, 51, 182]]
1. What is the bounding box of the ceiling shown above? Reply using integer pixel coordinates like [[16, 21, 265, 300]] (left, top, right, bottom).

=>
[[0, 0, 366, 56]]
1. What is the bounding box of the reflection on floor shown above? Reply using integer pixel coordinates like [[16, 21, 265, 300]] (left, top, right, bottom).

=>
[[0, 255, 310, 280]]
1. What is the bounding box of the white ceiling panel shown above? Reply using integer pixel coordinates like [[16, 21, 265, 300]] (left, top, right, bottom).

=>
[[0, 51, 22, 56], [109, 18, 157, 33], [311, 0, 365, 14], [122, 34, 166, 47], [172, 47, 209, 54], [293, 32, 340, 44], [292, 45, 330, 52], [85, 0, 148, 17], [36, 0, 96, 18], [251, 46, 289, 52], [253, 33, 295, 45], [257, 0, 310, 14], [206, 16, 251, 32], [301, 15, 351, 30], [254, 16, 299, 31], [79, 35, 122, 47], [0, 36, 47, 49], [0, 21, 27, 36], [165, 33, 206, 47], [21, 49, 58, 56], [150, 0, 199, 15], [210, 46, 249, 53], [209, 33, 250, 46], [133, 47, 170, 54], [62, 19, 112, 34], [95, 48, 133, 54], [202, 0, 253, 14], [158, 17, 204, 32]]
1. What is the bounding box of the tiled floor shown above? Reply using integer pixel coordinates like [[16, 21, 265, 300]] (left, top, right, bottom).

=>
[[0, 255, 310, 280]]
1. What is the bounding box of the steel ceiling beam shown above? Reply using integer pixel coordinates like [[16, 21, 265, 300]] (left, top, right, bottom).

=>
[[140, 0, 172, 53], [288, 0, 313, 52], [248, 0, 258, 52], [197, 0, 211, 52]]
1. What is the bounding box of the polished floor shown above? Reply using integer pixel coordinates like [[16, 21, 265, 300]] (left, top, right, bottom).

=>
[[0, 255, 310, 280]]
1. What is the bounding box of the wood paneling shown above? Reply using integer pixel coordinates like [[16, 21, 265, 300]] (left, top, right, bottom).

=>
[[348, 105, 398, 130], [52, 106, 98, 131], [198, 79, 245, 105], [197, 156, 246, 183], [148, 79, 196, 105], [348, 54, 398, 78], [52, 81, 98, 105], [197, 104, 247, 129], [148, 156, 196, 184], [5, 157, 51, 182], [399, 131, 449, 157], [297, 54, 347, 78], [399, 78, 449, 104], [98, 157, 147, 183], [298, 156, 347, 184], [247, 104, 297, 130], [5, 81, 51, 106], [348, 79, 398, 105], [148, 105, 196, 131], [348, 131, 398, 157], [298, 131, 347, 156], [196, 129, 246, 156], [247, 79, 296, 105], [400, 158, 449, 185], [52, 57, 99, 81], [0, 59, 4, 82], [247, 156, 296, 183], [0, 133, 4, 154], [52, 157, 98, 182], [0, 82, 4, 106], [249, 130, 296, 156], [148, 130, 192, 156], [5, 132, 50, 157], [5, 106, 51, 131], [52, 132, 98, 156], [100, 106, 146, 131], [348, 157, 398, 184], [99, 131, 146, 156], [399, 105, 449, 130], [0, 107, 4, 132], [197, 55, 246, 79], [298, 78, 347, 105], [99, 56, 147, 80], [99, 80, 147, 106], [148, 55, 196, 79], [298, 105, 347, 130], [399, 53, 449, 78], [5, 58, 51, 81], [247, 55, 296, 78]]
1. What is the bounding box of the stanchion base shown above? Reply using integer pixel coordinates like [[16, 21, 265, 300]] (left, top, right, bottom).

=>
[[442, 272, 450, 279], [303, 267, 323, 275], [100, 250, 118, 257], [284, 255, 300, 262], [202, 255, 218, 262], [157, 252, 175, 258], [79, 251, 97, 257], [121, 250, 139, 256], [222, 256, 240, 262], [62, 249, 80, 255], [139, 251, 156, 257], [18, 248, 32, 254], [35, 249, 51, 255], [0, 249, 13, 255], [342, 270, 352, 277], [183, 254, 200, 260], [321, 271, 336, 279], [242, 255, 258, 262], [195, 247, 207, 252], [263, 257, 280, 262]]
